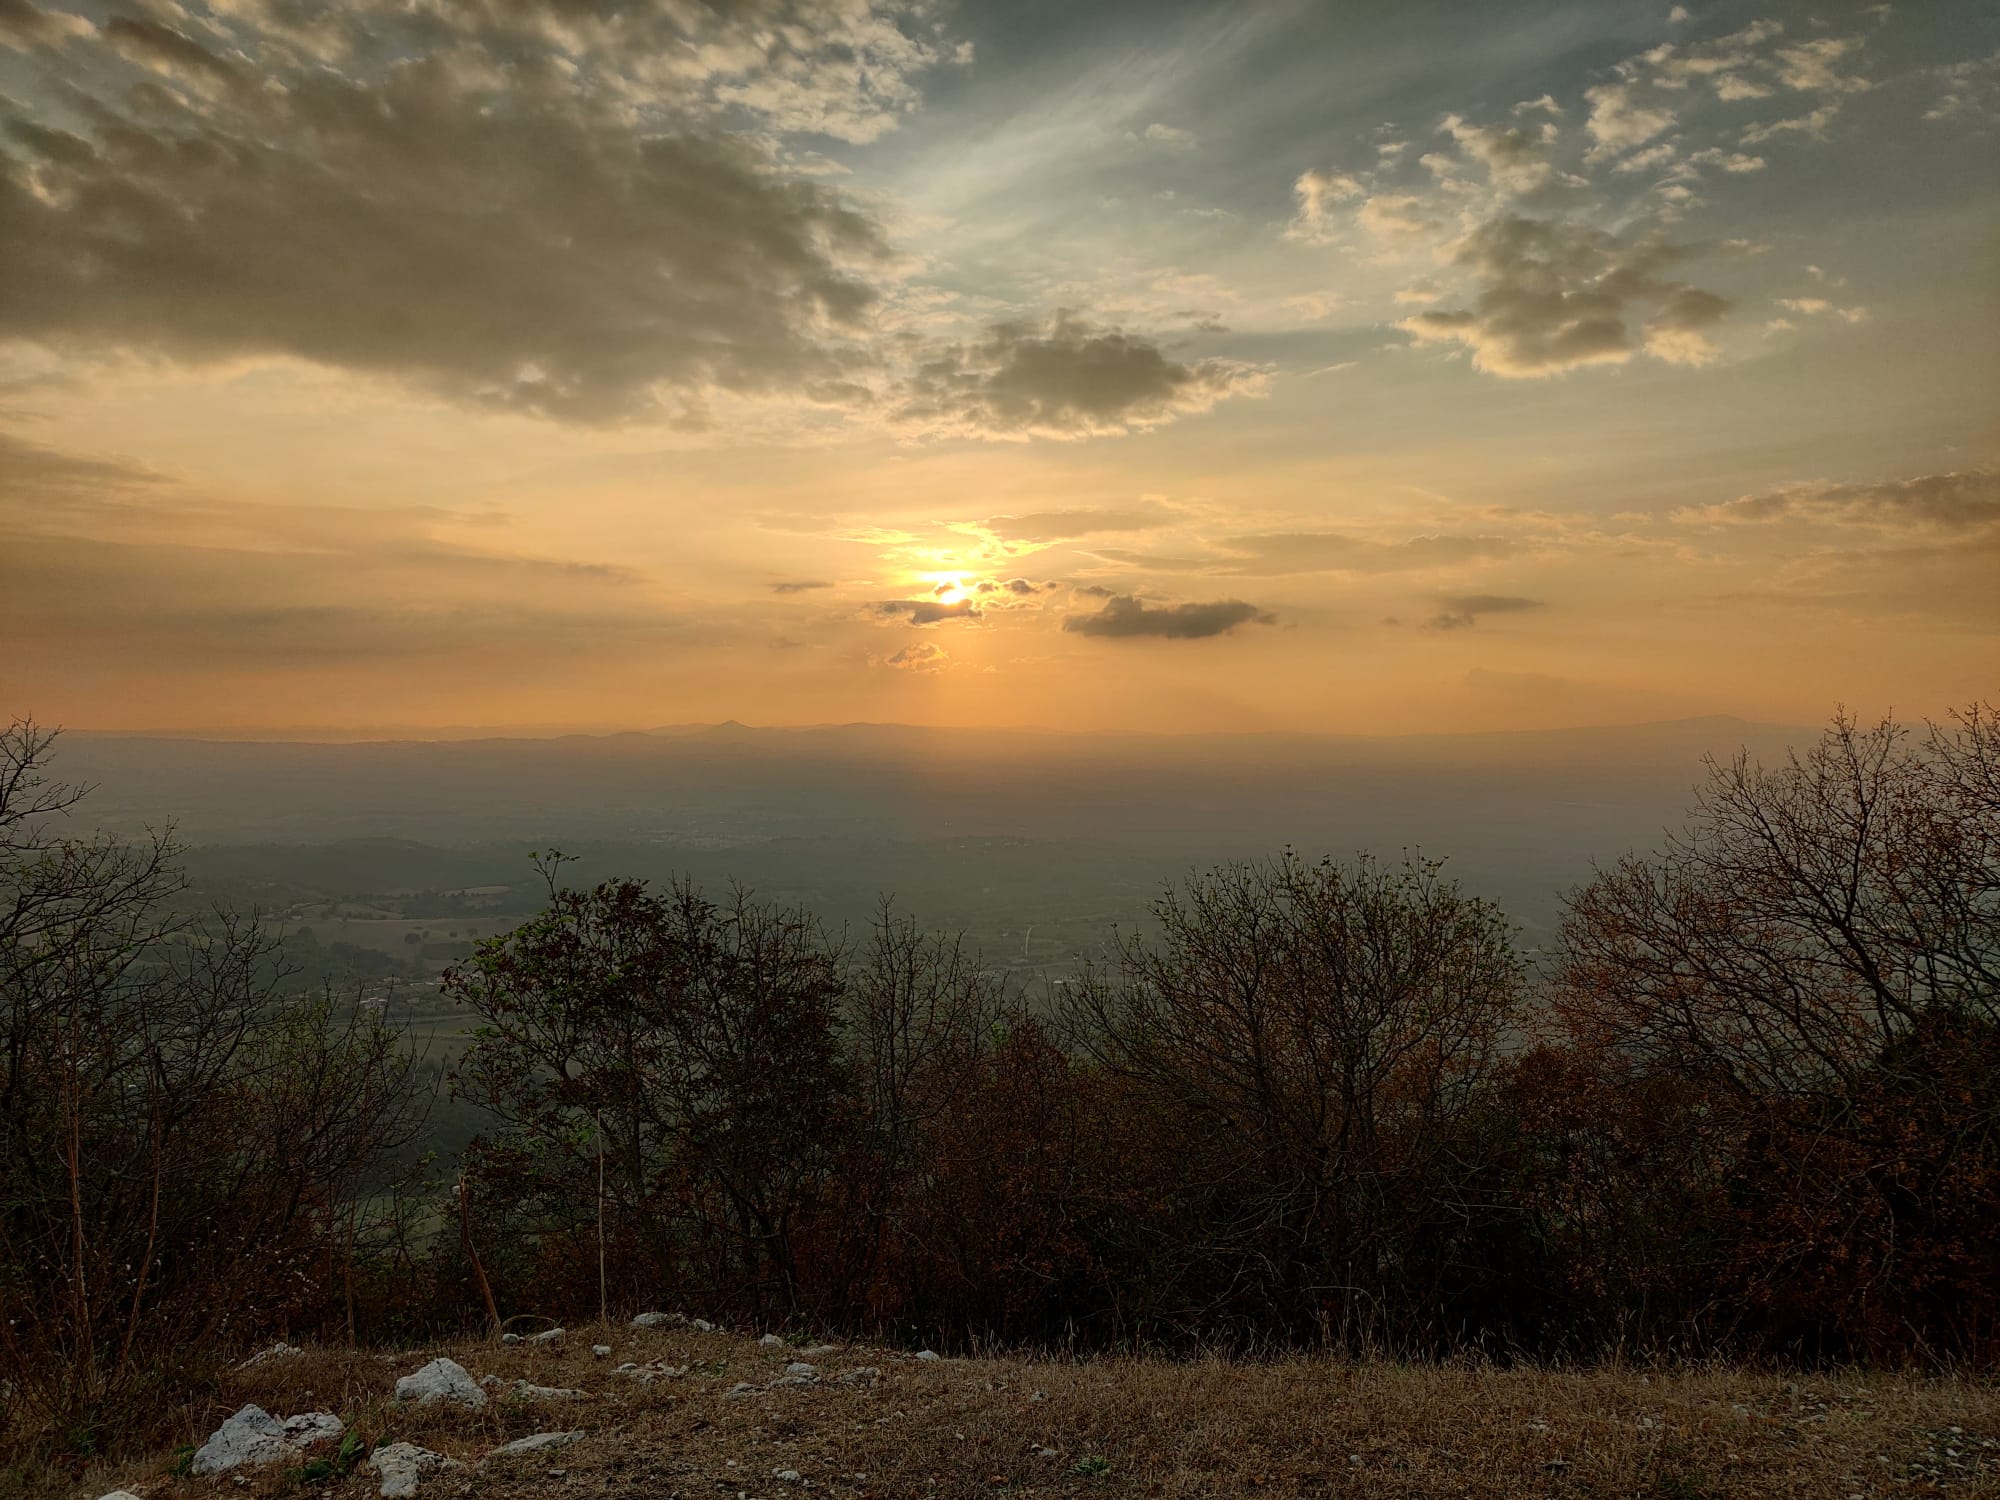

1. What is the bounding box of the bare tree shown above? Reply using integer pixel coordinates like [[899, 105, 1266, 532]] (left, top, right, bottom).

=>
[[1061, 850, 1522, 1347]]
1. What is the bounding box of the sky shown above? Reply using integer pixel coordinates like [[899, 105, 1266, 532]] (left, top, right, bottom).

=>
[[0, 0, 1995, 737]]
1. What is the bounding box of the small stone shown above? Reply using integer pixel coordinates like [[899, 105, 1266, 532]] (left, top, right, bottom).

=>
[[396, 1356, 488, 1410], [691, 1318, 716, 1332], [98, 1493, 147, 1500], [914, 1349, 941, 1362], [784, 1362, 817, 1377], [631, 1311, 684, 1328], [591, 1344, 612, 1358], [370, 1442, 462, 1499], [759, 1333, 784, 1347], [508, 1379, 586, 1401], [833, 1366, 881, 1387], [525, 1326, 564, 1344], [721, 1381, 760, 1399], [491, 1430, 585, 1457], [772, 1469, 803, 1483], [802, 1344, 839, 1357], [239, 1342, 303, 1367]]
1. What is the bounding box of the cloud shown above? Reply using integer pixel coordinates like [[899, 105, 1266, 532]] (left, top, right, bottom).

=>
[[1774, 37, 1871, 95], [1289, 168, 1366, 239], [1425, 593, 1547, 630], [1063, 595, 1274, 640], [1675, 469, 2000, 531], [1777, 296, 1868, 324], [1357, 194, 1440, 244], [1926, 52, 2000, 122], [882, 641, 948, 672], [1741, 105, 1841, 144], [0, 429, 161, 504], [772, 580, 835, 594], [1398, 216, 1731, 376], [1583, 82, 1676, 155], [1440, 114, 1557, 195], [0, 0, 964, 422], [875, 597, 981, 625], [1142, 122, 1197, 149], [981, 500, 1180, 543], [1220, 532, 1517, 575], [895, 313, 1260, 440]]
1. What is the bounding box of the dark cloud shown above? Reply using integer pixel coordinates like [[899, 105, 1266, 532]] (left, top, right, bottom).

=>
[[882, 641, 947, 672], [1063, 594, 1274, 640], [772, 579, 835, 594], [896, 314, 1258, 439], [1220, 531, 1516, 575], [1399, 216, 1731, 375], [875, 597, 980, 626], [982, 500, 1181, 542], [1676, 468, 2000, 530], [1426, 593, 1546, 630], [0, 429, 160, 503], [0, 1, 964, 421]]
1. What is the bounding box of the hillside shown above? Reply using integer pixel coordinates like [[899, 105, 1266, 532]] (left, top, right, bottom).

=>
[[71, 1324, 1998, 1500]]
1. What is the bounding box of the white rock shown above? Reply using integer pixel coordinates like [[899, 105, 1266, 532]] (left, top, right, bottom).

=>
[[914, 1349, 942, 1362], [395, 1357, 487, 1410], [591, 1344, 612, 1358], [833, 1366, 881, 1387], [507, 1379, 586, 1401], [491, 1430, 585, 1457], [524, 1326, 564, 1344], [802, 1344, 839, 1357], [190, 1404, 291, 1476], [721, 1381, 760, 1399], [283, 1411, 345, 1448], [370, 1442, 462, 1498], [239, 1342, 303, 1367], [99, 1491, 147, 1499], [759, 1333, 784, 1347], [690, 1318, 716, 1332], [631, 1311, 683, 1328], [784, 1361, 817, 1377], [773, 1469, 803, 1483]]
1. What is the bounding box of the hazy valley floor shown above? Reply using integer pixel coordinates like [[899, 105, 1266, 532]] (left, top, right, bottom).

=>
[[60, 1324, 2000, 1500]]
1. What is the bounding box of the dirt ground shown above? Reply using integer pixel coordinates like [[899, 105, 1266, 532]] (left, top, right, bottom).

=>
[[76, 1323, 2000, 1500]]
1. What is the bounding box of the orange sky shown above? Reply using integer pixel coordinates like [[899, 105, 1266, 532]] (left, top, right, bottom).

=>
[[2, 0, 1995, 735]]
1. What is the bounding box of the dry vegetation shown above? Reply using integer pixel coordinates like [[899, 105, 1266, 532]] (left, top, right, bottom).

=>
[[60, 1325, 2000, 1500]]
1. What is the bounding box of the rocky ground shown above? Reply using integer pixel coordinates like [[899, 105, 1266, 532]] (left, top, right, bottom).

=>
[[70, 1320, 2000, 1499]]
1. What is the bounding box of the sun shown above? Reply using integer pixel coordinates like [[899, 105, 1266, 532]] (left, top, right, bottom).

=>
[[926, 574, 972, 605]]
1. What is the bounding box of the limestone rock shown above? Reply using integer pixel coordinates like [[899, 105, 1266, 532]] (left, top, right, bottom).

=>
[[491, 1430, 585, 1457], [506, 1379, 586, 1401], [239, 1342, 303, 1367], [395, 1357, 487, 1410], [370, 1442, 462, 1498], [283, 1411, 345, 1448], [189, 1405, 292, 1476], [630, 1311, 683, 1328]]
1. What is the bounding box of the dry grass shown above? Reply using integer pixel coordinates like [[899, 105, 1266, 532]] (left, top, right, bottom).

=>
[[60, 1324, 2000, 1500]]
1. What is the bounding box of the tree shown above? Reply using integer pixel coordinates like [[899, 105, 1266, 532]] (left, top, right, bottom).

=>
[[1061, 850, 1522, 1348], [446, 869, 849, 1321], [0, 720, 424, 1457], [1553, 705, 2000, 1361]]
